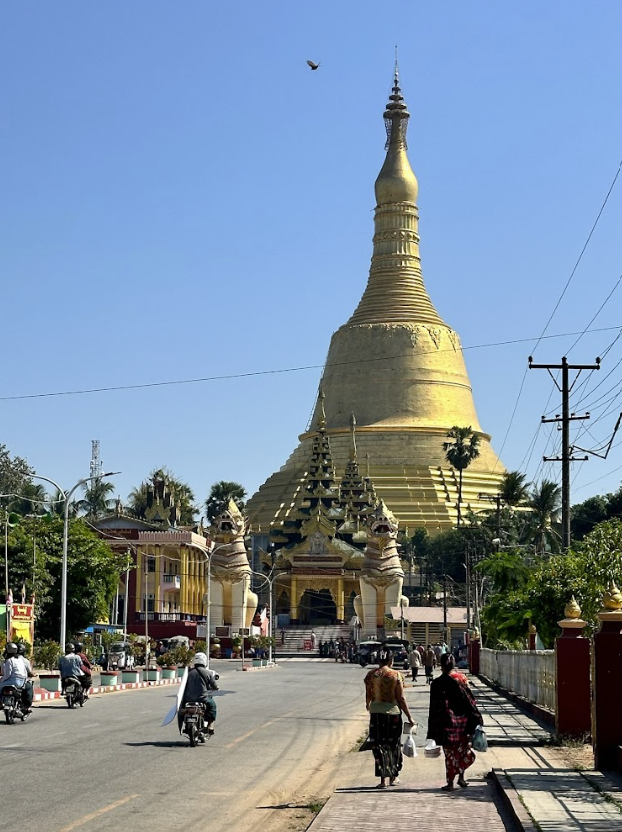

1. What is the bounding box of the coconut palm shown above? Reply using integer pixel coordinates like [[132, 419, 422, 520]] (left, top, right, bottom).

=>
[[499, 471, 530, 508], [524, 479, 562, 554], [443, 426, 481, 527], [75, 479, 115, 520], [127, 468, 197, 525]]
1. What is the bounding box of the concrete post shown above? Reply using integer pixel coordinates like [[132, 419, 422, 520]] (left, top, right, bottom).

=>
[[528, 624, 537, 650], [555, 597, 590, 738], [594, 582, 622, 771]]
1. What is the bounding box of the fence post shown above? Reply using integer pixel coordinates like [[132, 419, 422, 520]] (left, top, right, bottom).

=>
[[528, 623, 537, 650], [594, 583, 622, 771], [468, 629, 480, 675], [556, 597, 590, 738]]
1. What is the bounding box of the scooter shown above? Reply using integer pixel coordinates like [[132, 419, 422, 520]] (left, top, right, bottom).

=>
[[63, 677, 86, 709], [182, 702, 209, 747], [1, 685, 28, 724]]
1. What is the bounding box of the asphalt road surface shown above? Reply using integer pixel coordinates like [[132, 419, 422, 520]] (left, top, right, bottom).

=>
[[2, 660, 372, 832]]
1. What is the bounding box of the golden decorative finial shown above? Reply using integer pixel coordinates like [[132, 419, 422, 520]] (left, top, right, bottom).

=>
[[349, 413, 357, 462], [529, 623, 537, 635], [602, 580, 622, 611], [318, 388, 326, 431], [564, 596, 581, 619]]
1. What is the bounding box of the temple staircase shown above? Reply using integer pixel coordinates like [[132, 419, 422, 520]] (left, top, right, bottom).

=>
[[277, 624, 353, 658]]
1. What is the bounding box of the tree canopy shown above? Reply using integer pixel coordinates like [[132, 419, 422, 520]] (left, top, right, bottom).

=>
[[205, 480, 247, 522], [127, 468, 197, 525], [5, 516, 125, 640], [443, 426, 481, 526]]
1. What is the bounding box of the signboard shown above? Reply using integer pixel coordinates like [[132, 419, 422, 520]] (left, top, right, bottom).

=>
[[10, 603, 35, 645]]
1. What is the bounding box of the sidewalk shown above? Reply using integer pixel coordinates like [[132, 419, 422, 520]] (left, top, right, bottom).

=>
[[309, 674, 622, 831]]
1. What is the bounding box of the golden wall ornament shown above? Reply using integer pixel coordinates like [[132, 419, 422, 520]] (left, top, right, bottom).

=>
[[564, 596, 581, 620], [602, 581, 622, 611]]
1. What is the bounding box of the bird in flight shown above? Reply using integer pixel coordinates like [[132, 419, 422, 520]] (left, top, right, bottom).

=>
[[306, 60, 320, 70]]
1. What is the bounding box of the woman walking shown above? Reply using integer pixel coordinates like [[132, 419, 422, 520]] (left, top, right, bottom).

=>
[[364, 653, 414, 788], [427, 653, 483, 790]]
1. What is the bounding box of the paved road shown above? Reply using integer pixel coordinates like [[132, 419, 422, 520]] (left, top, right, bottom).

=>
[[3, 661, 368, 832]]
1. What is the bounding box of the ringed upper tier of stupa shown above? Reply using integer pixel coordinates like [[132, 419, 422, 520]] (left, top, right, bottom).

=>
[[247, 67, 505, 533]]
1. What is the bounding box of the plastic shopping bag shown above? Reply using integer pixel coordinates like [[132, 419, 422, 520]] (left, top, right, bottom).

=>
[[403, 734, 417, 758], [472, 725, 488, 752]]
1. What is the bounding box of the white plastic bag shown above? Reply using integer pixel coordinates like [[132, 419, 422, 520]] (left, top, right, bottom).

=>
[[403, 734, 417, 758]]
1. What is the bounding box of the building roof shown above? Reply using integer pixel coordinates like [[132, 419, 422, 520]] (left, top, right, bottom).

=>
[[390, 606, 468, 625]]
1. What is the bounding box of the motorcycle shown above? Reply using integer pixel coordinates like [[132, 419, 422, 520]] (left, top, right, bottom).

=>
[[63, 677, 86, 709], [1, 685, 28, 724], [182, 701, 209, 747]]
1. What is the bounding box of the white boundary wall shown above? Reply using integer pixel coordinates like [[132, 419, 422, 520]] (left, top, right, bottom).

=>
[[480, 648, 556, 712]]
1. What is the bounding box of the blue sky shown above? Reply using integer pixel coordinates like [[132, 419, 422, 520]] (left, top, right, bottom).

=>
[[2, 1, 622, 512]]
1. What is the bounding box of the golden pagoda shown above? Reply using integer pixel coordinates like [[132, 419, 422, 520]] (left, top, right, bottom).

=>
[[248, 66, 505, 533]]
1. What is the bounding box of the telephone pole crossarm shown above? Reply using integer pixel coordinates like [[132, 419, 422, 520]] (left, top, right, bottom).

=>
[[528, 355, 601, 551]]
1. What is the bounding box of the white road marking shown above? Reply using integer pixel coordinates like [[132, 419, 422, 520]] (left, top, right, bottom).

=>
[[46, 731, 67, 739], [1, 743, 23, 748]]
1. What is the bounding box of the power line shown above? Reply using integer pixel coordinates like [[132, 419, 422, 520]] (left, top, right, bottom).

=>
[[532, 156, 622, 354], [498, 156, 622, 469], [1, 325, 618, 404]]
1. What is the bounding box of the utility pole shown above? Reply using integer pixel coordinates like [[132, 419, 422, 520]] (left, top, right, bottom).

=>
[[529, 355, 600, 551], [465, 545, 471, 631]]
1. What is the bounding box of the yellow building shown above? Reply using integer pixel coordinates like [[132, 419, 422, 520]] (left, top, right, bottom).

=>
[[248, 67, 505, 534], [134, 530, 211, 640]]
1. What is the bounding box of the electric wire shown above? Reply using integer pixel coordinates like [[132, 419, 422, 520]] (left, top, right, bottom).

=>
[[498, 156, 622, 472], [0, 325, 619, 403]]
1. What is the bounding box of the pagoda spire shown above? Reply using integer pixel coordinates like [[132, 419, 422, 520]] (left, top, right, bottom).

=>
[[347, 67, 445, 327]]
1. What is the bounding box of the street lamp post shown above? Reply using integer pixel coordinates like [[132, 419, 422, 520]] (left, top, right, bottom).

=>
[[28, 471, 119, 648], [248, 569, 280, 665]]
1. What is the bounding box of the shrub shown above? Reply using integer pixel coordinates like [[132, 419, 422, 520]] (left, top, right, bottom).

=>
[[34, 640, 61, 671]]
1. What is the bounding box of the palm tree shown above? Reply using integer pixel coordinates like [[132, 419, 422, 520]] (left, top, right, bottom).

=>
[[127, 468, 198, 525], [443, 426, 481, 527], [205, 481, 247, 522], [75, 479, 116, 520], [499, 471, 530, 508], [12, 482, 48, 516], [524, 479, 562, 554]]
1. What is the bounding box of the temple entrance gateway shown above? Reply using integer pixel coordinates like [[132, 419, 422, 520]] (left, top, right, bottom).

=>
[[298, 588, 336, 624]]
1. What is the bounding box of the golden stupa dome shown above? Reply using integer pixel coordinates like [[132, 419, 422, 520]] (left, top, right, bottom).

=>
[[564, 596, 581, 619], [602, 581, 622, 611]]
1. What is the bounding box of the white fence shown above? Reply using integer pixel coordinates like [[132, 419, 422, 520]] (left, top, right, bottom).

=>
[[480, 648, 556, 713]]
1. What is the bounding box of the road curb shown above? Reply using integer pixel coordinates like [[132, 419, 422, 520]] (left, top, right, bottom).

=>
[[33, 676, 182, 702], [490, 768, 539, 832]]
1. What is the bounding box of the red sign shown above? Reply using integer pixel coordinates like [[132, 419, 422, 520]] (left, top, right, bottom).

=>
[[11, 604, 34, 622]]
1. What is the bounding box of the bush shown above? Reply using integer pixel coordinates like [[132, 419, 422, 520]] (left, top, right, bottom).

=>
[[156, 651, 176, 668], [34, 640, 61, 671]]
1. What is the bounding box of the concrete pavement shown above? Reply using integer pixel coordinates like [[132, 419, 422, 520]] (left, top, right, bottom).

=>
[[310, 673, 622, 832]]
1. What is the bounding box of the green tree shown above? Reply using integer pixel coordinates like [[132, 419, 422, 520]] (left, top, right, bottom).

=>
[[443, 427, 481, 527], [499, 471, 530, 508], [205, 480, 247, 522], [127, 468, 197, 525], [524, 479, 562, 554], [0, 444, 33, 499], [75, 479, 116, 520], [6, 517, 126, 640], [571, 494, 609, 541]]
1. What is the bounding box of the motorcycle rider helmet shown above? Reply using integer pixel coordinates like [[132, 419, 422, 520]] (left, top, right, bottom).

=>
[[193, 652, 208, 667], [5, 642, 18, 656], [16, 643, 26, 656], [74, 642, 83, 653], [65, 643, 75, 653]]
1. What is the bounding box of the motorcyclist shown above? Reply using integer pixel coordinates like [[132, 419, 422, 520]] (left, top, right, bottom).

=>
[[58, 643, 84, 692], [16, 644, 35, 712], [0, 643, 28, 709], [73, 642, 92, 698], [178, 652, 219, 736]]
